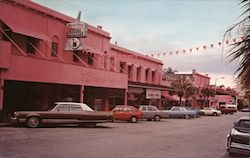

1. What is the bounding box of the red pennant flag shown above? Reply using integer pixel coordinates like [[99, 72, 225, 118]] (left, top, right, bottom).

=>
[[196, 47, 199, 51], [189, 49, 192, 52], [218, 42, 222, 46], [203, 46, 206, 50], [210, 44, 214, 48]]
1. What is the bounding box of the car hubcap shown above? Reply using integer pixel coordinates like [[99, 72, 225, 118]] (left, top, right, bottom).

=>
[[28, 117, 39, 127]]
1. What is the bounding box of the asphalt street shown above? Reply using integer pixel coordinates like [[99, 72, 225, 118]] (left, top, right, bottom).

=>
[[0, 112, 249, 158]]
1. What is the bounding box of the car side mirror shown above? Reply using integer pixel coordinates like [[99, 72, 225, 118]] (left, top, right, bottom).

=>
[[233, 122, 237, 126]]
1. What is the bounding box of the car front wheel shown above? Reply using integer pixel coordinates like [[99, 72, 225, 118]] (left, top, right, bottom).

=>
[[212, 112, 217, 116], [26, 116, 40, 128], [184, 115, 190, 119], [154, 115, 161, 121], [130, 116, 138, 123]]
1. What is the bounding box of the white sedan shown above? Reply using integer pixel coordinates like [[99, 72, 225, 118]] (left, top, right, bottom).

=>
[[200, 107, 222, 116]]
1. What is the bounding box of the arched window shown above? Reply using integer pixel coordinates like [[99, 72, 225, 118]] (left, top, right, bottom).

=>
[[51, 36, 59, 57]]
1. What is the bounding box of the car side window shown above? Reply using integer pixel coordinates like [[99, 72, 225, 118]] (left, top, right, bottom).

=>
[[148, 106, 156, 111], [70, 104, 83, 112], [141, 107, 147, 111], [124, 107, 131, 112], [171, 107, 180, 111], [53, 104, 69, 112]]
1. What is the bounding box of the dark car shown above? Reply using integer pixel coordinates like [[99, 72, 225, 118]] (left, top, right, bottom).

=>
[[11, 102, 113, 128], [139, 105, 169, 121], [112, 105, 143, 123], [226, 116, 250, 155]]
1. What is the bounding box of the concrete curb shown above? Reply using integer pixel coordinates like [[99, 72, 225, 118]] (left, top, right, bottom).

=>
[[0, 122, 12, 127]]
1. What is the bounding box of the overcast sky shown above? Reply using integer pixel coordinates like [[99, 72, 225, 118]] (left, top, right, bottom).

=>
[[33, 0, 244, 88]]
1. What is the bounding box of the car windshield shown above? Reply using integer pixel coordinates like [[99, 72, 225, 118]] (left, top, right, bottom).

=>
[[236, 120, 250, 129]]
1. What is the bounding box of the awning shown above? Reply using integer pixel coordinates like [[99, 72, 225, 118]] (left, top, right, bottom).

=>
[[2, 18, 50, 41], [162, 91, 185, 102]]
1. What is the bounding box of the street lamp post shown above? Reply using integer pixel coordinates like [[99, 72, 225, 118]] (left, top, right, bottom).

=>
[[214, 77, 225, 86]]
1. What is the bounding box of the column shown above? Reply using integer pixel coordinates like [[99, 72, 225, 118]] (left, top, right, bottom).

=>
[[124, 89, 128, 106], [80, 85, 84, 103]]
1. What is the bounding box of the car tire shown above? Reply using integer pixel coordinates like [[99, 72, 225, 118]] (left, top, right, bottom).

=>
[[26, 116, 40, 128], [130, 116, 138, 123], [212, 112, 217, 116], [154, 115, 161, 121], [184, 115, 190, 119]]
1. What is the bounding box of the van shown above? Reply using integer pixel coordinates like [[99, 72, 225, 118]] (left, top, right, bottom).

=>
[[218, 104, 237, 114]]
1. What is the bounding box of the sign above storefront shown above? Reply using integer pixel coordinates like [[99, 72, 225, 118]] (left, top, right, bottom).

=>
[[66, 21, 88, 38], [146, 89, 161, 99]]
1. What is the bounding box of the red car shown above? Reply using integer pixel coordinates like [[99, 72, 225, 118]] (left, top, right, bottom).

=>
[[112, 105, 143, 123]]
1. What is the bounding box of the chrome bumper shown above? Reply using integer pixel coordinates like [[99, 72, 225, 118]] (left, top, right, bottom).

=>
[[229, 142, 250, 155]]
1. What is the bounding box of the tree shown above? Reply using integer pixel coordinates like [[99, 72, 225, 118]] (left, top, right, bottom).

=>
[[200, 87, 216, 107], [226, 0, 250, 96], [171, 76, 192, 106]]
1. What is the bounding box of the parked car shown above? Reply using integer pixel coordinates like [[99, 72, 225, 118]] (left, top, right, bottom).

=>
[[241, 107, 250, 112], [112, 105, 143, 123], [226, 116, 250, 156], [166, 106, 199, 119], [185, 107, 204, 116], [218, 104, 237, 114], [139, 105, 169, 121], [11, 102, 113, 128], [200, 107, 222, 116]]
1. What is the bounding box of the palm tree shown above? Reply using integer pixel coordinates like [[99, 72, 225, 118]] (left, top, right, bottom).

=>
[[171, 76, 192, 106], [201, 87, 216, 107], [226, 0, 250, 96]]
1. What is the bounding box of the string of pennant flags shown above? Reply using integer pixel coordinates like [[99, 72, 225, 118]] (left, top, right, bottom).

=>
[[146, 36, 244, 58]]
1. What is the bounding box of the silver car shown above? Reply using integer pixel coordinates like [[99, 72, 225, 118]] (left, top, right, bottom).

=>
[[166, 106, 199, 119], [226, 116, 250, 156], [139, 105, 169, 121]]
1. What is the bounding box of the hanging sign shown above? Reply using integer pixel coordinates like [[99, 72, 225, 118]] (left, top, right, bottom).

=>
[[66, 21, 88, 38]]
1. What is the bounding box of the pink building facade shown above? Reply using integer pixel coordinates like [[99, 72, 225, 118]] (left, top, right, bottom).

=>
[[0, 0, 167, 120]]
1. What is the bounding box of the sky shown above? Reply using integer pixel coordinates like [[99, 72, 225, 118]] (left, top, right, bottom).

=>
[[33, 0, 244, 88]]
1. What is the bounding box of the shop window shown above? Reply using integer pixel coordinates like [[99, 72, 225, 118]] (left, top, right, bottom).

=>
[[27, 37, 37, 54], [88, 52, 94, 65]]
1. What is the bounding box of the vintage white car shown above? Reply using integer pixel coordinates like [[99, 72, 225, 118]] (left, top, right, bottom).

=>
[[200, 107, 222, 116], [11, 102, 113, 128]]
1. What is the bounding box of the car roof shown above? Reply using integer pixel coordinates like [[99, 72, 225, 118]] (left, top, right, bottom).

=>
[[238, 116, 250, 121], [54, 102, 93, 111]]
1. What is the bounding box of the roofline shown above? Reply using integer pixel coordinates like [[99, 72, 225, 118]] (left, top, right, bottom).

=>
[[6, 0, 111, 38], [110, 44, 163, 65]]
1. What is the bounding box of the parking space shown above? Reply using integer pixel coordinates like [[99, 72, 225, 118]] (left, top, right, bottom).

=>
[[0, 112, 247, 158]]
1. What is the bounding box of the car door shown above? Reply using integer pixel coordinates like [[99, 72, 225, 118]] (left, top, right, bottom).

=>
[[170, 107, 182, 117], [140, 106, 150, 119]]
